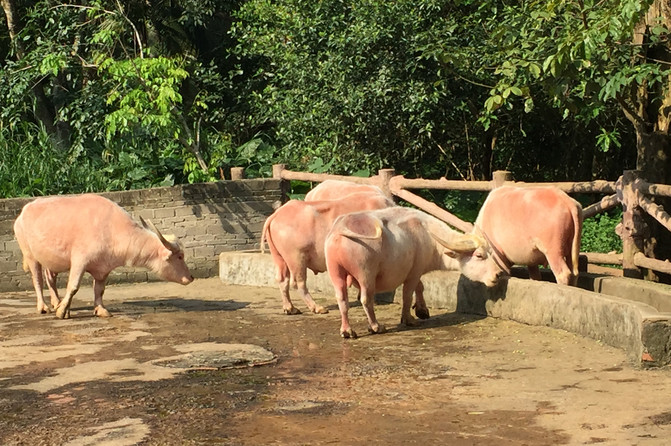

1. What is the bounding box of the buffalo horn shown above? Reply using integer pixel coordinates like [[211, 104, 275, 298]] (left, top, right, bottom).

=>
[[140, 217, 175, 251], [431, 232, 481, 252]]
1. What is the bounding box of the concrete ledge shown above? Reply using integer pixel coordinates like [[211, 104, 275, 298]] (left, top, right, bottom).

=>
[[219, 252, 671, 367], [219, 250, 336, 294]]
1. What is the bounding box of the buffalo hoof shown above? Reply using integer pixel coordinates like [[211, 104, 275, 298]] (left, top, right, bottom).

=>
[[283, 307, 302, 315], [401, 314, 419, 327], [94, 306, 112, 318], [368, 324, 387, 335], [313, 305, 329, 314], [55, 306, 70, 320], [414, 306, 430, 320], [341, 329, 358, 339]]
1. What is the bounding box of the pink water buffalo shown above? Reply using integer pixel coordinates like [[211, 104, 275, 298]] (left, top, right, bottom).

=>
[[324, 206, 461, 338], [261, 191, 395, 315], [13, 194, 194, 318], [305, 179, 385, 201], [433, 186, 583, 287]]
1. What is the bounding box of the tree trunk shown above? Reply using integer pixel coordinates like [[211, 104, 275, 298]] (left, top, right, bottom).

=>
[[634, 131, 671, 282], [176, 113, 209, 174], [1, 0, 69, 149], [482, 130, 495, 181], [618, 1, 671, 282], [1, 0, 19, 44]]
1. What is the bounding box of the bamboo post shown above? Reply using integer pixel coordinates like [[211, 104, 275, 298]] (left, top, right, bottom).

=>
[[620, 170, 644, 279], [230, 167, 245, 180], [377, 168, 395, 199], [492, 170, 512, 188]]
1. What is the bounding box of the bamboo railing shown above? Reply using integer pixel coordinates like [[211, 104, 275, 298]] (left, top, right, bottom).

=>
[[267, 164, 671, 281]]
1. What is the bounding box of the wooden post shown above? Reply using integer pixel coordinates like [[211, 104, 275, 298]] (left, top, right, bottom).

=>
[[377, 168, 395, 199], [272, 164, 286, 179], [230, 167, 245, 180], [492, 170, 512, 188], [620, 170, 644, 279], [272, 164, 289, 204]]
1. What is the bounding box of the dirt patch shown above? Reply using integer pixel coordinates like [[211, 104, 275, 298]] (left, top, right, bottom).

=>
[[1, 278, 670, 445]]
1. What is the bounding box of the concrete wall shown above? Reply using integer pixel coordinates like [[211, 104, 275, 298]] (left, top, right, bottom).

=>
[[1, 180, 283, 292]]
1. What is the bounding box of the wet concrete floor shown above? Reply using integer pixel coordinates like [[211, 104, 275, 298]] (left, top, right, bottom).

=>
[[1, 277, 671, 445]]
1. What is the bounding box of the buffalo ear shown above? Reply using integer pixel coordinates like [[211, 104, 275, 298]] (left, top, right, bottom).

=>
[[444, 249, 459, 259], [161, 246, 173, 262]]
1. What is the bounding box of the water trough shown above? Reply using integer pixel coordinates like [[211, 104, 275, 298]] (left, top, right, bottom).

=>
[[219, 251, 671, 367]]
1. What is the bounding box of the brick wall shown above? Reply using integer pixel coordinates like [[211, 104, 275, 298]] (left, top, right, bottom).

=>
[[0, 179, 284, 292]]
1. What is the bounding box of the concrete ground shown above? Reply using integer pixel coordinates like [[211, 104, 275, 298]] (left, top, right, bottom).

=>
[[220, 252, 671, 367], [1, 277, 671, 445]]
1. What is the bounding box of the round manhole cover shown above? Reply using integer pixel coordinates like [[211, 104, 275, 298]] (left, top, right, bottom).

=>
[[152, 343, 275, 370]]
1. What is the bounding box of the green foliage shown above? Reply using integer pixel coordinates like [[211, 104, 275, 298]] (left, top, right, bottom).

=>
[[581, 211, 623, 254], [232, 0, 490, 177], [0, 124, 109, 197], [0, 0, 659, 198], [230, 136, 276, 177], [479, 0, 663, 155], [439, 190, 484, 223], [100, 54, 190, 140], [0, 0, 249, 195], [231, 0, 638, 182]]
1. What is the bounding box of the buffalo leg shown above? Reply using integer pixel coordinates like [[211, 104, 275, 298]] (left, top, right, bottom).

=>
[[360, 286, 385, 335], [527, 265, 542, 281], [294, 269, 328, 314], [279, 274, 301, 315], [400, 280, 420, 327], [330, 266, 356, 338], [546, 257, 575, 286], [335, 285, 355, 339], [536, 241, 576, 286], [27, 261, 49, 314], [44, 269, 61, 310], [413, 280, 430, 320], [274, 262, 301, 315], [93, 276, 111, 317], [55, 266, 85, 319]]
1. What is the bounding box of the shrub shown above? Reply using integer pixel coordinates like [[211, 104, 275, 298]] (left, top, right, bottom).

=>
[[581, 210, 622, 254]]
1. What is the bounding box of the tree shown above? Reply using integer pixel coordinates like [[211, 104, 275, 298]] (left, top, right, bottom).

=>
[[232, 0, 494, 178], [1, 0, 72, 148], [0, 0, 247, 194], [478, 0, 671, 278], [232, 0, 634, 182], [479, 0, 668, 180]]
